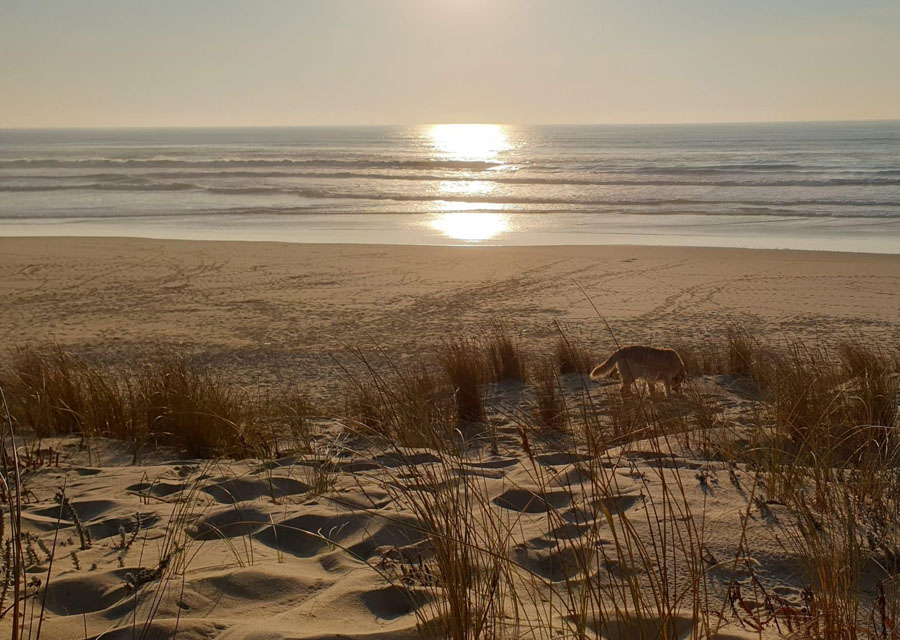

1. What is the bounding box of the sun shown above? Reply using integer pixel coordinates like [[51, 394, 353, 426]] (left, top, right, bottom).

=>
[[428, 124, 511, 161]]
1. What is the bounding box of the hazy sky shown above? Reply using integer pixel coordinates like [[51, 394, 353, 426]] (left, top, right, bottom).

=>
[[2, 0, 898, 128]]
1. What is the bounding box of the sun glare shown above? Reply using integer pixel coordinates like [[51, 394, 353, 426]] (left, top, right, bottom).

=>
[[438, 180, 495, 197], [431, 212, 509, 242], [428, 124, 511, 161]]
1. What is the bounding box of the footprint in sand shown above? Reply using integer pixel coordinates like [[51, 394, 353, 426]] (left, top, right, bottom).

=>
[[188, 505, 269, 540], [493, 489, 572, 514], [512, 545, 593, 583], [41, 569, 133, 616], [125, 480, 187, 498], [201, 476, 311, 504]]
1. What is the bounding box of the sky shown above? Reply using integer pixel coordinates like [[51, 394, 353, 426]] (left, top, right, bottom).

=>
[[1, 0, 899, 128]]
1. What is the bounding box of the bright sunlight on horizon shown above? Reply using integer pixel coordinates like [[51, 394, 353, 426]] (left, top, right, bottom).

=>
[[2, 0, 899, 128]]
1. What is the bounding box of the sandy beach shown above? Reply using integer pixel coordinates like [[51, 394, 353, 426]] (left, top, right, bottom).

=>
[[2, 237, 899, 639], [2, 236, 898, 391]]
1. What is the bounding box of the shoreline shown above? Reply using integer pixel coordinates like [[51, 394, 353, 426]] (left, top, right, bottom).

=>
[[2, 210, 899, 255], [4, 233, 900, 258]]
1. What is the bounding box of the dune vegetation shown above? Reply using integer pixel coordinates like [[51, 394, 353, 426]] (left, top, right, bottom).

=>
[[1, 323, 898, 639]]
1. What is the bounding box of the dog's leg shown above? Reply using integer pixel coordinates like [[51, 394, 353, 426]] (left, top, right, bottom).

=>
[[617, 363, 635, 395]]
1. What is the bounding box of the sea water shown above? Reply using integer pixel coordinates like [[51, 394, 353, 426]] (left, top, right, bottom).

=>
[[1, 122, 898, 252]]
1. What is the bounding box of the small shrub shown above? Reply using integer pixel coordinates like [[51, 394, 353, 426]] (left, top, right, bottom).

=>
[[532, 359, 568, 431], [439, 339, 486, 424], [671, 341, 722, 376], [139, 353, 258, 458], [838, 341, 898, 430], [276, 389, 318, 436], [265, 388, 319, 453], [485, 322, 527, 383], [5, 345, 132, 439], [553, 335, 594, 375], [389, 368, 456, 445], [604, 389, 653, 445], [343, 361, 455, 448], [757, 343, 840, 445], [726, 326, 757, 376], [344, 379, 383, 430], [839, 341, 891, 379]]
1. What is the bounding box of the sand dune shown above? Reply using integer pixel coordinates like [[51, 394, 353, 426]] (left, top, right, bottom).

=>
[[6, 390, 739, 638], [7, 368, 893, 638]]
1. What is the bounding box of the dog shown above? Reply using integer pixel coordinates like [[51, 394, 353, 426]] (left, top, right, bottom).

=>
[[590, 345, 686, 396]]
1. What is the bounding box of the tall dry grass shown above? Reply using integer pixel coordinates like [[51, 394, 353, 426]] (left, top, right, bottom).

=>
[[747, 340, 899, 467], [354, 375, 729, 639], [485, 322, 527, 383], [531, 358, 569, 432], [261, 387, 320, 455], [342, 354, 456, 449], [3, 326, 900, 639], [1, 344, 289, 458], [726, 327, 758, 377], [137, 353, 261, 458], [5, 345, 135, 440], [379, 446, 514, 639], [838, 342, 898, 431], [438, 338, 488, 424], [714, 333, 900, 638], [554, 337, 594, 376]]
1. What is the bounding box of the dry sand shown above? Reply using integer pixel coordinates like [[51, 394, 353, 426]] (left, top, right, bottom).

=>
[[6, 425, 753, 639], [1, 237, 898, 392], [1, 237, 899, 639], [11, 415, 772, 640]]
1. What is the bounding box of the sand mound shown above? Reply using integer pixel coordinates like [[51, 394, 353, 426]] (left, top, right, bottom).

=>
[[30, 499, 119, 521], [191, 567, 313, 605], [356, 585, 432, 620], [534, 451, 592, 466]]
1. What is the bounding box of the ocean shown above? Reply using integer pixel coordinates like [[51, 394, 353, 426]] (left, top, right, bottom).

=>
[[1, 122, 899, 252]]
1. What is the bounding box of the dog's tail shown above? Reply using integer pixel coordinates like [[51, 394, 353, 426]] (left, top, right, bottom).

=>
[[590, 352, 620, 381]]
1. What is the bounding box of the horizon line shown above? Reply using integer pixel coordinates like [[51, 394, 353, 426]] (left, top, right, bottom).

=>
[[2, 117, 899, 132]]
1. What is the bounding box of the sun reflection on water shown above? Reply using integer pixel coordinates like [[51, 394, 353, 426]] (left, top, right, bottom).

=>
[[428, 124, 511, 161], [427, 125, 512, 242], [431, 212, 509, 242], [438, 180, 495, 196]]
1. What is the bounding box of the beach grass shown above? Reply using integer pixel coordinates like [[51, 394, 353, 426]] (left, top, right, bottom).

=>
[[1, 324, 899, 638]]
